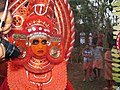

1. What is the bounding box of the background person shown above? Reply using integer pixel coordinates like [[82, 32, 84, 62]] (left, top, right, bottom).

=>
[[103, 48, 113, 90], [92, 44, 103, 80], [82, 44, 93, 81], [97, 30, 104, 50], [80, 31, 86, 44], [88, 33, 93, 46], [92, 32, 98, 46]]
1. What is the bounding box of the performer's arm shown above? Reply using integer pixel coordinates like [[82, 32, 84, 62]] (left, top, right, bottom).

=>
[[0, 11, 13, 34]]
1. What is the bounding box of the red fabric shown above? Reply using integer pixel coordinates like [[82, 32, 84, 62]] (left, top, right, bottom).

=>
[[93, 59, 103, 69], [0, 62, 7, 86], [66, 80, 74, 90], [104, 51, 112, 80], [97, 33, 104, 47], [0, 78, 74, 90], [83, 61, 93, 70], [0, 78, 9, 90], [83, 62, 93, 77], [104, 62, 112, 80]]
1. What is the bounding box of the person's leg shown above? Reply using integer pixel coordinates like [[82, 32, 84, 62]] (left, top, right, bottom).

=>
[[83, 70, 87, 81], [88, 62, 93, 81], [98, 68, 101, 78], [83, 63, 88, 81], [97, 59, 103, 79], [93, 68, 97, 79]]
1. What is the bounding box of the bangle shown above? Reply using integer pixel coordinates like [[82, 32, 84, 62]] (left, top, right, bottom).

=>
[[6, 43, 10, 53]]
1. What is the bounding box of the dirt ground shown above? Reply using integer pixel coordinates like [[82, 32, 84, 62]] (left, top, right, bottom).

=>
[[67, 62, 106, 90]]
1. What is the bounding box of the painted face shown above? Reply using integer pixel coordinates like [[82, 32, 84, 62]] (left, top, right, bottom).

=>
[[30, 38, 47, 56]]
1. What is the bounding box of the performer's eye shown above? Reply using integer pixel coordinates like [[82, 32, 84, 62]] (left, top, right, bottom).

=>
[[41, 40, 47, 45], [32, 39, 39, 45]]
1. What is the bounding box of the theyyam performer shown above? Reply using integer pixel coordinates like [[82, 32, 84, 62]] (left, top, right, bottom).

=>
[[0, 0, 75, 90]]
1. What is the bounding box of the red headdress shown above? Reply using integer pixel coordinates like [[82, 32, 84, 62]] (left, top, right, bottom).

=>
[[8, 0, 65, 65]]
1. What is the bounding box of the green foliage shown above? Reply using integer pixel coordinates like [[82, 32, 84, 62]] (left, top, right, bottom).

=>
[[68, 0, 113, 33], [68, 0, 81, 26]]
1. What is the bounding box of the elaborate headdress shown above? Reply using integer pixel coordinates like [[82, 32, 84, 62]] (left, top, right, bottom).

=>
[[8, 0, 75, 65]]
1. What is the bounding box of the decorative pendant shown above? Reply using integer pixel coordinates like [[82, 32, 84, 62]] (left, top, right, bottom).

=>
[[50, 46, 60, 58]]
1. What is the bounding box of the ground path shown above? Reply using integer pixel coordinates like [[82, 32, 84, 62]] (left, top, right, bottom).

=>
[[67, 62, 106, 90]]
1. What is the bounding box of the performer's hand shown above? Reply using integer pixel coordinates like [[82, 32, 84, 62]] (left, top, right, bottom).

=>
[[3, 26, 12, 34], [0, 11, 13, 34], [0, 44, 5, 59], [0, 28, 2, 32]]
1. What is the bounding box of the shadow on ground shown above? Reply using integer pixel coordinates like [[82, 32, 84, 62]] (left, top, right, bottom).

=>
[[67, 63, 106, 90]]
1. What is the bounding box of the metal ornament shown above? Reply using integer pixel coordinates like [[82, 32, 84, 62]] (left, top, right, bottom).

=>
[[50, 46, 60, 58]]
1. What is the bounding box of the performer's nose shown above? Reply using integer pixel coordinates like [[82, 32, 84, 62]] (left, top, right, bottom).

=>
[[38, 43, 43, 49]]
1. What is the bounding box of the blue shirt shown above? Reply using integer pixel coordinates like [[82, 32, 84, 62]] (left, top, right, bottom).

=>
[[83, 49, 93, 63]]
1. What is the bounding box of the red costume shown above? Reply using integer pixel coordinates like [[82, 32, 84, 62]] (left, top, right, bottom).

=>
[[0, 0, 75, 90], [104, 50, 112, 80]]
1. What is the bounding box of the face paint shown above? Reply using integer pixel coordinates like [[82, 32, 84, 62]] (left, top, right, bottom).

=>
[[30, 38, 47, 56]]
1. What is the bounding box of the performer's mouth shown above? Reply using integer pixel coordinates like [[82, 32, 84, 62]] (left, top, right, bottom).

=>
[[37, 50, 44, 53]]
